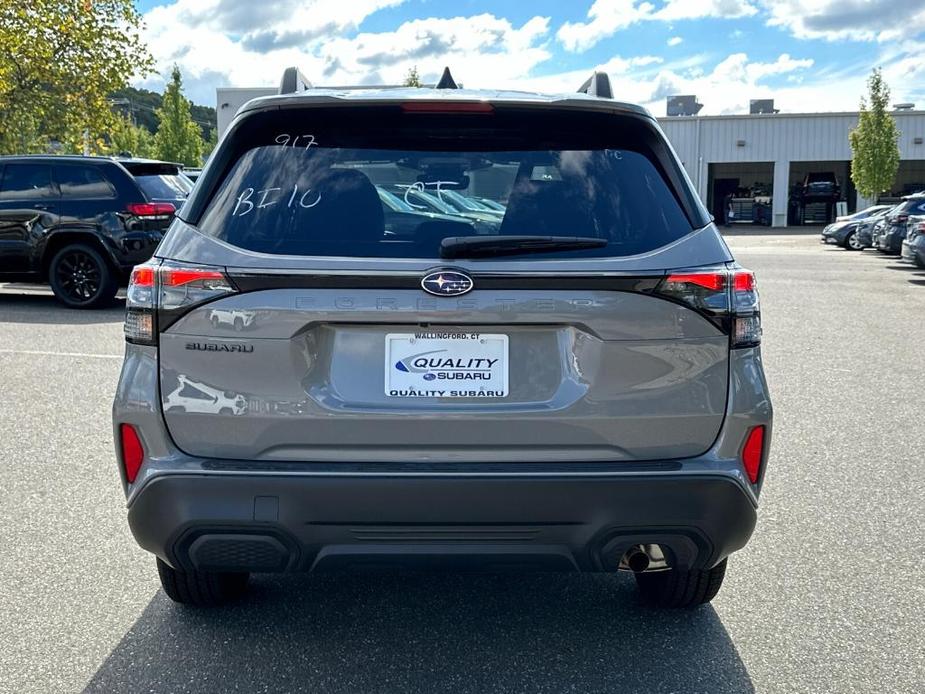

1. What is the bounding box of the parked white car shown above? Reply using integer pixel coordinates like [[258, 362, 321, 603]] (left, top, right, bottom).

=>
[[163, 375, 247, 415], [208, 308, 256, 331]]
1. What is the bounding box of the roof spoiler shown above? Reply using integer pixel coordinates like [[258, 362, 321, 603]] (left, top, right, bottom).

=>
[[279, 67, 312, 94], [577, 72, 613, 99]]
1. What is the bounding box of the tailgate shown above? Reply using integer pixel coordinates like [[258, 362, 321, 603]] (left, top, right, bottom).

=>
[[158, 285, 729, 463]]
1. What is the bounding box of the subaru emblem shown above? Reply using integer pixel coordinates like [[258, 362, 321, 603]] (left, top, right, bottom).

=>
[[421, 270, 474, 297]]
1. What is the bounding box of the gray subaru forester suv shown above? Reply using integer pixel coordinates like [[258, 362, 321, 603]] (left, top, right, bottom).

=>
[[113, 71, 772, 608]]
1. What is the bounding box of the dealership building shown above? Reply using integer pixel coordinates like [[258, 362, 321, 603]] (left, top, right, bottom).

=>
[[216, 87, 925, 228]]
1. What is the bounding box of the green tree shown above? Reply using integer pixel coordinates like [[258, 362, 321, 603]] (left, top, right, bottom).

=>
[[403, 66, 422, 87], [202, 127, 219, 161], [0, 1, 153, 154], [849, 69, 901, 200], [154, 66, 203, 166], [108, 114, 156, 158]]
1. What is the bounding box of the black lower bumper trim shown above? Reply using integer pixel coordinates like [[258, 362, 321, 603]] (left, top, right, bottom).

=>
[[128, 471, 757, 574]]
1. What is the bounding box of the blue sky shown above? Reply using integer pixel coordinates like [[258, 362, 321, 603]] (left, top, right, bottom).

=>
[[133, 0, 925, 115]]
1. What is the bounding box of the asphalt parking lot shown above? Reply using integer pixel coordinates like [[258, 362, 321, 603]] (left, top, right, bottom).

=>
[[1, 233, 923, 694]]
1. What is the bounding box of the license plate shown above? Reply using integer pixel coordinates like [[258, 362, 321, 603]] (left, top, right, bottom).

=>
[[385, 332, 509, 398]]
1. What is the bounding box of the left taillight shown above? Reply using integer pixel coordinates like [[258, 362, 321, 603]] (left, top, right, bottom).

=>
[[656, 267, 761, 348], [125, 262, 158, 344], [124, 260, 235, 345], [119, 423, 144, 484]]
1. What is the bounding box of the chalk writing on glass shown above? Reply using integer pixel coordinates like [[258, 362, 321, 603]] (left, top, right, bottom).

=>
[[232, 185, 322, 217], [401, 180, 460, 208], [274, 134, 319, 150]]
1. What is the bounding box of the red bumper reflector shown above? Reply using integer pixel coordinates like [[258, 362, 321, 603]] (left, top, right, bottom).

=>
[[120, 424, 144, 483], [742, 426, 765, 484]]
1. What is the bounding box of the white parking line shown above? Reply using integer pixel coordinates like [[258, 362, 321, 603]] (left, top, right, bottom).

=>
[[0, 349, 122, 360]]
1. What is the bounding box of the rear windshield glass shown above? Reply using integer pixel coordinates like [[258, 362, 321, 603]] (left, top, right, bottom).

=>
[[135, 174, 191, 202], [195, 107, 697, 259], [899, 199, 925, 215]]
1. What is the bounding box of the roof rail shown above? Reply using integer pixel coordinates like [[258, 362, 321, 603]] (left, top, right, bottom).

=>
[[279, 67, 312, 95], [435, 67, 458, 90], [577, 72, 613, 99]]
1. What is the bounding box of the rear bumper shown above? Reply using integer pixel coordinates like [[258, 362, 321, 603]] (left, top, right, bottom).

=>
[[127, 467, 758, 574], [901, 239, 924, 265], [878, 230, 905, 253]]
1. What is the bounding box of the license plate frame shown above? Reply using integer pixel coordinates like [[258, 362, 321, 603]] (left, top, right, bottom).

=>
[[385, 332, 509, 398]]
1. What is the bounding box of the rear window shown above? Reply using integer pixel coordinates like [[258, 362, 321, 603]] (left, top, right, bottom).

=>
[[55, 165, 116, 199], [135, 174, 191, 202], [194, 106, 699, 259], [121, 162, 191, 202], [899, 199, 925, 215]]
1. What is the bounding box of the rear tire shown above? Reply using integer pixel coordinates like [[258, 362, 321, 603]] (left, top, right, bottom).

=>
[[156, 557, 249, 607], [48, 243, 118, 308], [635, 558, 727, 608]]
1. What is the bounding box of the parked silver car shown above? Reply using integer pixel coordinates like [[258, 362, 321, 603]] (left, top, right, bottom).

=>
[[821, 204, 891, 249], [856, 204, 899, 249], [875, 195, 925, 253], [113, 71, 772, 608], [900, 217, 925, 268]]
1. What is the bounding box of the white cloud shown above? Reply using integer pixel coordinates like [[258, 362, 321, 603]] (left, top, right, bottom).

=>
[[139, 0, 410, 101], [667, 36, 683, 46], [318, 15, 552, 82], [513, 51, 816, 116], [759, 0, 925, 43], [138, 2, 552, 105], [653, 0, 758, 21], [557, 0, 758, 52], [557, 1, 654, 52], [134, 0, 925, 117]]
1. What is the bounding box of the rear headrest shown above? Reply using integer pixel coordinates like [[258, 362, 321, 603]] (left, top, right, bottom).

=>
[[500, 178, 602, 238], [302, 168, 384, 244]]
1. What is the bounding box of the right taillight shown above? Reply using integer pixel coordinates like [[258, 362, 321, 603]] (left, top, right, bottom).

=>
[[124, 260, 236, 345], [657, 267, 761, 348]]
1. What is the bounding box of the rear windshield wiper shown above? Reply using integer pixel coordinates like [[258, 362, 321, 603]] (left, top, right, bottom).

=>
[[440, 235, 607, 259]]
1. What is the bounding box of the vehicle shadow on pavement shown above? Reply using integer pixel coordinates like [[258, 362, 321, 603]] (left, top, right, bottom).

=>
[[0, 294, 125, 324], [83, 572, 753, 694]]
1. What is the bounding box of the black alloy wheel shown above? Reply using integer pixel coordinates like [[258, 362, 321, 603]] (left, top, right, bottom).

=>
[[49, 243, 118, 308]]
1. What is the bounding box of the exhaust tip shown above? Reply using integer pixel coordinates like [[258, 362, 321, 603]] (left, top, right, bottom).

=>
[[625, 547, 650, 572], [618, 544, 670, 573]]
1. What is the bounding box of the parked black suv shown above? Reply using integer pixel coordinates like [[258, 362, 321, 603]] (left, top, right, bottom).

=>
[[0, 155, 191, 307]]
